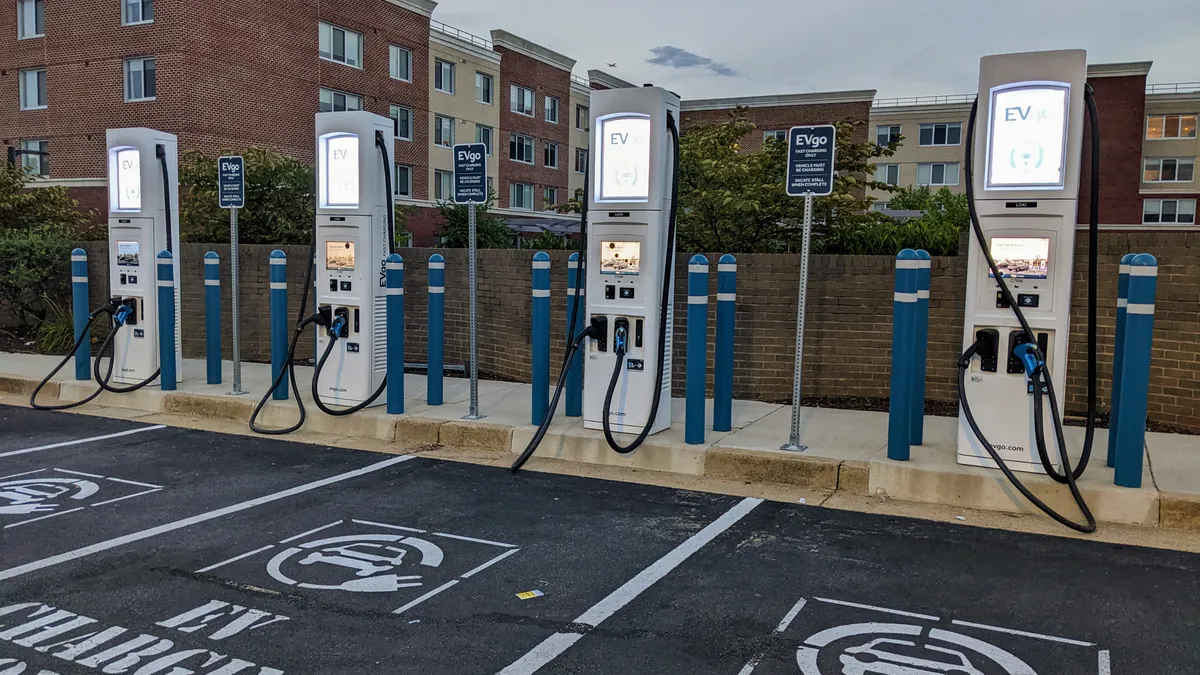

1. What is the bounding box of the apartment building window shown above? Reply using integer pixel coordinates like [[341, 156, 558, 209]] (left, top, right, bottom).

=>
[[870, 202, 889, 212], [510, 133, 534, 164], [918, 122, 961, 146], [434, 170, 453, 201], [18, 68, 47, 109], [1146, 114, 1198, 139], [877, 125, 901, 146], [510, 183, 533, 210], [475, 72, 493, 104], [576, 105, 589, 131], [544, 142, 559, 169], [544, 187, 558, 207], [917, 162, 958, 186], [122, 0, 153, 25], [575, 148, 587, 174], [318, 22, 362, 69], [124, 57, 156, 101], [394, 164, 411, 198], [545, 96, 559, 124], [390, 105, 412, 141], [18, 0, 44, 38], [389, 45, 412, 82], [434, 59, 455, 94], [875, 164, 900, 186], [511, 85, 534, 117], [1144, 157, 1195, 183], [1143, 199, 1196, 224], [319, 87, 361, 112], [434, 115, 454, 148], [476, 124, 493, 156], [19, 139, 49, 176], [763, 130, 786, 142]]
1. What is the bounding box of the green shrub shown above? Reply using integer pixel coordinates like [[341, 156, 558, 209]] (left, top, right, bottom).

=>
[[435, 191, 513, 248], [0, 228, 73, 329], [35, 295, 79, 354], [180, 147, 315, 244]]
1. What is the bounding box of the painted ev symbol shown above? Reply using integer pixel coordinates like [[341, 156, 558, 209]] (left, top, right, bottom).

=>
[[266, 534, 445, 593], [0, 478, 99, 515], [796, 623, 1037, 675]]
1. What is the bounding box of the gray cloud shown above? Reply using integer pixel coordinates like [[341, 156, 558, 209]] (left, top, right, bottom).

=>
[[646, 46, 740, 77]]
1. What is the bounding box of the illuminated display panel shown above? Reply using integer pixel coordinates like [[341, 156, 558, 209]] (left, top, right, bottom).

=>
[[595, 113, 651, 202], [110, 147, 142, 211], [326, 241, 356, 270], [600, 241, 641, 276], [116, 241, 140, 267], [986, 83, 1070, 190], [989, 237, 1050, 279], [321, 133, 359, 208]]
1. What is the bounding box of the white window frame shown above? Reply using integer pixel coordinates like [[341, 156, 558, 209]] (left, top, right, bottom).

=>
[[1143, 198, 1196, 224], [389, 44, 412, 82], [475, 124, 493, 156], [390, 104, 412, 141], [575, 148, 588, 174], [434, 115, 454, 148], [876, 125, 901, 147], [121, 0, 153, 26], [18, 68, 47, 110], [576, 105, 589, 131], [544, 142, 559, 169], [510, 183, 533, 210], [545, 95, 559, 124], [19, 139, 49, 176], [434, 59, 455, 94], [319, 87, 362, 112], [434, 170, 453, 201], [1146, 114, 1198, 140], [544, 187, 558, 207], [318, 22, 362, 69], [475, 72, 493, 105], [875, 163, 900, 186], [917, 162, 959, 186], [870, 202, 890, 212], [918, 122, 962, 147], [125, 57, 157, 102], [510, 133, 534, 165], [18, 0, 45, 38], [394, 163, 412, 198], [763, 130, 786, 142], [1143, 157, 1195, 183], [511, 85, 534, 117]]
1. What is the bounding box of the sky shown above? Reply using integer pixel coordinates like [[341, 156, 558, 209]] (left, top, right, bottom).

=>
[[432, 0, 1200, 100]]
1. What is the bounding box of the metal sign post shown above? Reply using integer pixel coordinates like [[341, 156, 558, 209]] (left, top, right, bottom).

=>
[[219, 155, 247, 395], [453, 143, 488, 420], [781, 126, 836, 451]]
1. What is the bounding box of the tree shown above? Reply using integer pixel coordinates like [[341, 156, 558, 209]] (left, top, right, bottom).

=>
[[0, 164, 93, 234], [814, 186, 968, 256], [887, 185, 970, 231], [676, 108, 899, 253], [435, 189, 513, 248], [180, 147, 314, 244]]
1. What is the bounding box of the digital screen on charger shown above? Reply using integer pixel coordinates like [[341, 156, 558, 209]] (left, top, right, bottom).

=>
[[110, 147, 142, 211], [326, 241, 355, 270], [986, 83, 1070, 189], [600, 241, 640, 276], [989, 237, 1049, 279], [116, 241, 140, 267], [320, 132, 359, 208], [595, 113, 651, 203]]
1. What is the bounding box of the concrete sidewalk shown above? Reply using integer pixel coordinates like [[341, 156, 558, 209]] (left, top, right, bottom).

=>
[[3, 352, 1198, 531]]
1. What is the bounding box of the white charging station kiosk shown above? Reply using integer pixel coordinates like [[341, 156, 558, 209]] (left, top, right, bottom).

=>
[[106, 128, 181, 386], [314, 111, 395, 407], [957, 50, 1088, 473], [583, 87, 681, 436]]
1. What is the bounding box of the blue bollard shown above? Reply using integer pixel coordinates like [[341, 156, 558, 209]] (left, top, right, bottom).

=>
[[269, 250, 288, 400], [531, 252, 551, 425], [887, 249, 919, 461], [386, 253, 405, 415], [686, 255, 709, 445], [204, 252, 222, 385], [714, 254, 736, 433], [156, 251, 177, 392], [71, 248, 90, 381], [1113, 253, 1157, 489], [1107, 253, 1136, 468], [910, 249, 931, 445], [427, 254, 445, 406], [565, 252, 584, 417]]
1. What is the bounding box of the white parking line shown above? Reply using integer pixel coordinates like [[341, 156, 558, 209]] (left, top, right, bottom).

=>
[[0, 469, 47, 481], [91, 488, 163, 507], [1098, 649, 1110, 674], [497, 497, 763, 675], [0, 425, 167, 458], [951, 619, 1095, 647], [0, 454, 415, 582], [432, 531, 517, 548], [735, 597, 809, 675], [279, 520, 345, 543], [195, 545, 276, 574], [54, 468, 105, 479], [351, 519, 426, 533], [461, 548, 521, 579], [4, 507, 85, 529], [814, 597, 940, 621], [392, 579, 459, 615]]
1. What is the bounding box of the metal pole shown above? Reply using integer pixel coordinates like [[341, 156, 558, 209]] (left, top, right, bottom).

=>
[[463, 203, 483, 419], [229, 207, 246, 394], [781, 192, 813, 452]]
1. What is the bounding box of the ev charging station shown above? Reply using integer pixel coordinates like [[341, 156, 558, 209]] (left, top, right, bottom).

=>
[[957, 50, 1088, 473], [582, 87, 681, 437], [106, 127, 182, 387], [313, 110, 396, 407]]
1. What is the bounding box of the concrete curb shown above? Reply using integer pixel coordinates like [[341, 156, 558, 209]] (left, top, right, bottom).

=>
[[705, 448, 840, 491], [440, 421, 513, 451], [0, 374, 45, 397], [1160, 492, 1200, 531]]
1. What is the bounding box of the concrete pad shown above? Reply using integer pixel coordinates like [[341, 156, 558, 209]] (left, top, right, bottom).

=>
[[712, 405, 902, 463], [1146, 430, 1200, 495], [704, 447, 841, 490], [839, 460, 870, 495], [439, 420, 514, 451]]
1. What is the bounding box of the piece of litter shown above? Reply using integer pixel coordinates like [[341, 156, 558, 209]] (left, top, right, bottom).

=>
[[798, 498, 807, 504], [408, 620, 420, 624], [955, 516, 966, 521], [516, 590, 545, 600]]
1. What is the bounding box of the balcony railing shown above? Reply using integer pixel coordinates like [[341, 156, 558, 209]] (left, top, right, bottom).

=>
[[1147, 82, 1200, 95], [430, 20, 491, 50], [873, 93, 976, 108]]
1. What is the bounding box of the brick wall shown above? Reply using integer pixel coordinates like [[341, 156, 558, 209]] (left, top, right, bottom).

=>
[[1080, 75, 1147, 225], [494, 47, 571, 210], [68, 232, 1200, 432], [680, 100, 873, 154]]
